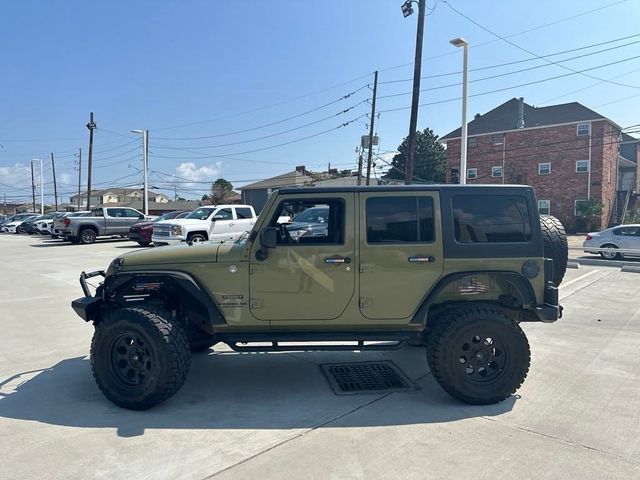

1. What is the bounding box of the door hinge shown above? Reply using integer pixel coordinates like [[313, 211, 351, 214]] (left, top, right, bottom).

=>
[[360, 263, 375, 273], [250, 298, 264, 309], [359, 297, 373, 308], [250, 265, 264, 274]]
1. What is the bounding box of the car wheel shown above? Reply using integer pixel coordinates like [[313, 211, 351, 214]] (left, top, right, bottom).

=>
[[90, 307, 191, 410], [426, 305, 530, 405], [539, 215, 568, 286], [187, 233, 207, 245], [137, 241, 151, 247], [80, 228, 97, 244], [600, 244, 621, 260]]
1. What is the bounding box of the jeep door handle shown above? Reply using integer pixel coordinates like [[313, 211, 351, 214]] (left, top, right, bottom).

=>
[[325, 256, 351, 264], [408, 255, 435, 263]]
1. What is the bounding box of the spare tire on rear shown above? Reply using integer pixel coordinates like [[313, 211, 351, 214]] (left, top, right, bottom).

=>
[[539, 215, 568, 286]]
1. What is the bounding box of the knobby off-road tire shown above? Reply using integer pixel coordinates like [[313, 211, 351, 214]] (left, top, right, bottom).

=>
[[90, 307, 191, 410], [539, 215, 568, 286], [426, 305, 530, 405]]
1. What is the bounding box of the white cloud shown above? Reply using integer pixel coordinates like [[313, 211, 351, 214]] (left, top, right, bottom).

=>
[[0, 163, 32, 193], [174, 162, 222, 187], [59, 172, 73, 186]]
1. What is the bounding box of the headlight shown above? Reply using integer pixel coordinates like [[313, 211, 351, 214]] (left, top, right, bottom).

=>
[[171, 225, 183, 235], [288, 228, 307, 240]]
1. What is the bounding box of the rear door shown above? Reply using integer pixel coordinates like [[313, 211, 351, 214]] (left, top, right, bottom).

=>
[[358, 192, 444, 319], [233, 206, 256, 235]]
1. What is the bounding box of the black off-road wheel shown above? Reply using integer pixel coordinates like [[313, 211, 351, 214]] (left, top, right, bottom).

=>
[[426, 305, 530, 405], [539, 215, 568, 286], [90, 307, 191, 410], [79, 228, 97, 244]]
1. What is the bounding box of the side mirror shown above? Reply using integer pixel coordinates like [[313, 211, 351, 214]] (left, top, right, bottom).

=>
[[260, 227, 278, 249]]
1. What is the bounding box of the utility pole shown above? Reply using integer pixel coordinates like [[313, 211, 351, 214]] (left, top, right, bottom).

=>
[[356, 147, 364, 186], [86, 112, 96, 211], [40, 159, 44, 214], [365, 70, 379, 186], [77, 148, 82, 210], [51, 152, 58, 211], [131, 129, 149, 215], [405, 0, 426, 185], [30, 161, 36, 213]]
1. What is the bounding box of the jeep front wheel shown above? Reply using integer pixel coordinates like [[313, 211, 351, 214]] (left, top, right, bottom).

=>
[[90, 307, 191, 410], [426, 306, 530, 405]]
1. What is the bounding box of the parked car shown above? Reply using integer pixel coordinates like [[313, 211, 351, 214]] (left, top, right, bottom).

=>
[[583, 224, 640, 259], [152, 204, 256, 246], [60, 207, 147, 244], [52, 212, 88, 238], [2, 214, 39, 233], [20, 215, 46, 234], [128, 211, 189, 246], [284, 205, 330, 241]]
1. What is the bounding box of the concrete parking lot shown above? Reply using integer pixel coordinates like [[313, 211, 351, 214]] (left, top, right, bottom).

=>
[[1, 234, 639, 479]]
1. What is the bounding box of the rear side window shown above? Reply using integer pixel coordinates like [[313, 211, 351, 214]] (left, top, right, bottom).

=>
[[453, 195, 531, 243], [366, 196, 434, 243], [235, 207, 254, 219]]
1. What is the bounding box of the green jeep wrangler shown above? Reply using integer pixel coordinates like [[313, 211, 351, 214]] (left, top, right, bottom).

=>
[[72, 185, 567, 410]]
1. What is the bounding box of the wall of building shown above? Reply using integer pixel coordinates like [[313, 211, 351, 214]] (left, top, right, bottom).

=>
[[445, 120, 621, 232]]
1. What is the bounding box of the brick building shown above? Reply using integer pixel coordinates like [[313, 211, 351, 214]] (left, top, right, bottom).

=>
[[441, 98, 639, 232]]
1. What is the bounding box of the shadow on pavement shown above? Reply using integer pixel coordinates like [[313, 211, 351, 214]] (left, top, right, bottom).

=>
[[30, 238, 131, 248], [0, 350, 516, 438]]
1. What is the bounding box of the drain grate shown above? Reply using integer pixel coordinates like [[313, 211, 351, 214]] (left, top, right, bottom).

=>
[[320, 360, 418, 395]]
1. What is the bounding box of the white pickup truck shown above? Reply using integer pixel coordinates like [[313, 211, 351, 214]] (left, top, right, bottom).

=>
[[152, 204, 256, 246]]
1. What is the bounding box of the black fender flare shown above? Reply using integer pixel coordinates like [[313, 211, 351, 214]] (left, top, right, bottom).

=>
[[104, 270, 226, 333], [410, 270, 537, 325]]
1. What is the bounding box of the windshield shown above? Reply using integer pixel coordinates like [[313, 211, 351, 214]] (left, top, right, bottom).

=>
[[154, 211, 181, 222], [185, 208, 214, 220]]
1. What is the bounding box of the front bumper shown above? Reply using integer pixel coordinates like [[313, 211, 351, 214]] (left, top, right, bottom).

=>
[[71, 270, 105, 322], [151, 234, 184, 246]]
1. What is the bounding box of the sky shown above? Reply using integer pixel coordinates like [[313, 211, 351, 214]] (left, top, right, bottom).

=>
[[1, 0, 640, 204]]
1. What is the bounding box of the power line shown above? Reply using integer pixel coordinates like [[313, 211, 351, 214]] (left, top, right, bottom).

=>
[[379, 33, 640, 85], [443, 0, 640, 90], [378, 55, 640, 113], [153, 87, 368, 141]]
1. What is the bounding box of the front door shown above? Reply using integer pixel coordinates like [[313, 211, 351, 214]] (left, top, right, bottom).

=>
[[358, 192, 444, 320], [249, 193, 355, 321]]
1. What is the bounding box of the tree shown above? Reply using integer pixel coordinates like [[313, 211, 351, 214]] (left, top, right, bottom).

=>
[[575, 199, 604, 232], [384, 128, 446, 183], [201, 194, 210, 202], [211, 178, 234, 204]]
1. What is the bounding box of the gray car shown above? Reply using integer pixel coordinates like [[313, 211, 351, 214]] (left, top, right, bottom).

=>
[[583, 224, 640, 260]]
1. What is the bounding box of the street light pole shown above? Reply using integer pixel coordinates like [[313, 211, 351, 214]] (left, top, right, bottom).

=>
[[450, 37, 469, 184], [403, 0, 426, 185], [132, 129, 149, 215]]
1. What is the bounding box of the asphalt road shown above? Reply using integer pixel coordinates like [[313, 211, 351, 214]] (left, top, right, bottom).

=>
[[1, 234, 639, 479]]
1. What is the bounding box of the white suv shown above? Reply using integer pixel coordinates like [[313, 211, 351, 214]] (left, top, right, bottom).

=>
[[152, 204, 256, 246]]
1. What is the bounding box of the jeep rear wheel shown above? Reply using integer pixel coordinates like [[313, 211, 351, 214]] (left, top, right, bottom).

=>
[[426, 306, 530, 405], [90, 307, 190, 410], [539, 215, 568, 286]]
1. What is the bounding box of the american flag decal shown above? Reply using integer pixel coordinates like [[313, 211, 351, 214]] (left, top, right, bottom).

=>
[[458, 278, 489, 296]]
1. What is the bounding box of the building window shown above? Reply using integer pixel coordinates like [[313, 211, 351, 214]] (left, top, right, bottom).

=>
[[577, 123, 590, 136], [467, 137, 477, 148], [491, 166, 503, 178], [538, 163, 551, 175], [538, 200, 550, 215], [576, 160, 589, 173], [574, 199, 589, 216], [492, 134, 504, 145], [467, 168, 478, 179]]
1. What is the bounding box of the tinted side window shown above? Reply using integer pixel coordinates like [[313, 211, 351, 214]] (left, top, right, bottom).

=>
[[213, 208, 233, 220], [366, 196, 434, 243], [453, 195, 532, 243], [269, 199, 344, 245], [235, 207, 253, 219], [124, 209, 142, 218]]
